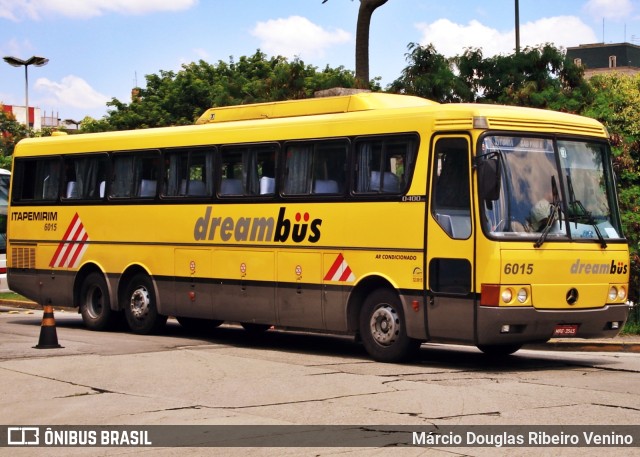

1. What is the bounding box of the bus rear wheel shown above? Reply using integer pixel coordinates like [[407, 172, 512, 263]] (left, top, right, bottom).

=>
[[359, 289, 420, 362], [124, 273, 167, 334], [79, 272, 116, 331]]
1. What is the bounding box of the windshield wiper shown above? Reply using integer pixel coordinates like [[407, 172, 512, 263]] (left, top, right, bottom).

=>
[[566, 175, 607, 248], [534, 176, 562, 248]]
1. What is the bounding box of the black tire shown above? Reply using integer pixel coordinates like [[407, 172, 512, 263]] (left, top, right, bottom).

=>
[[477, 344, 522, 357], [123, 273, 167, 334], [177, 317, 223, 332], [359, 288, 421, 362], [79, 272, 117, 331]]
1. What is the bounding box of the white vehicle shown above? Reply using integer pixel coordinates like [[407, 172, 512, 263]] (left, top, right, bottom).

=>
[[0, 168, 10, 292]]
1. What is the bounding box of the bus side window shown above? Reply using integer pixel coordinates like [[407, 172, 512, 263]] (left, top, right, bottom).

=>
[[256, 146, 277, 195], [354, 135, 417, 194], [283, 144, 313, 194], [283, 140, 347, 196], [110, 152, 159, 199], [62, 155, 108, 200], [312, 142, 347, 195], [431, 138, 471, 239], [164, 148, 214, 197], [13, 158, 61, 202], [219, 144, 277, 197]]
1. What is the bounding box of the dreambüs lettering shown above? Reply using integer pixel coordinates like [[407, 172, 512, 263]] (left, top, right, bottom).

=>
[[570, 258, 628, 275], [194, 206, 322, 243]]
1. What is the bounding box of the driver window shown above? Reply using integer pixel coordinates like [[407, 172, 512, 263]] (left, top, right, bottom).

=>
[[431, 138, 471, 239]]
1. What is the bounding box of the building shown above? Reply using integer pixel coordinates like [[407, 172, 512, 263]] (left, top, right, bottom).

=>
[[1, 105, 62, 130], [2, 104, 42, 130], [566, 42, 640, 78]]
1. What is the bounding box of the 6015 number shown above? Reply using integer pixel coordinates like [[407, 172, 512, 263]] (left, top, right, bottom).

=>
[[504, 263, 533, 275]]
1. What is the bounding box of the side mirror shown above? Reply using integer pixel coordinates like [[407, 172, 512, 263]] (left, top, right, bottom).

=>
[[477, 158, 501, 201]]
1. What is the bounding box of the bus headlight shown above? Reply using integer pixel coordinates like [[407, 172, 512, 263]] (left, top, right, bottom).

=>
[[607, 284, 628, 303], [480, 284, 532, 307], [617, 286, 627, 301]]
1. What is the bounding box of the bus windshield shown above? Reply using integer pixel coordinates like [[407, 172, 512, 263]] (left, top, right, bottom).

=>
[[481, 135, 624, 243]]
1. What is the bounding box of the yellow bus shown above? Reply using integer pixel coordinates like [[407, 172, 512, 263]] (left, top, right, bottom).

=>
[[7, 93, 630, 361]]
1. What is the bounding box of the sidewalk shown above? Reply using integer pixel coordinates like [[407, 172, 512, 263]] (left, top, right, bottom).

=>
[[2, 300, 639, 353]]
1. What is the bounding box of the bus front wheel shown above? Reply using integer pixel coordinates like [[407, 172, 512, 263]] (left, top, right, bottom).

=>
[[79, 272, 116, 331], [124, 273, 167, 334], [359, 289, 420, 362]]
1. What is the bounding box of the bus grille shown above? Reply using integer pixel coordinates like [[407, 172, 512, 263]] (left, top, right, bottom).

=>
[[11, 246, 36, 269]]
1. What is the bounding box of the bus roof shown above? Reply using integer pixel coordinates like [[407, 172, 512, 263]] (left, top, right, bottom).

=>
[[13, 94, 608, 156], [194, 92, 606, 137], [195, 93, 438, 124]]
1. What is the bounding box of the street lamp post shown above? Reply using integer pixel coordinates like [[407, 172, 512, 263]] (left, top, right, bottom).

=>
[[515, 0, 520, 54], [3, 55, 49, 136]]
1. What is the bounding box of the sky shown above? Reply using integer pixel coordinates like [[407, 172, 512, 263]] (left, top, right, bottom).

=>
[[1, 0, 639, 123]]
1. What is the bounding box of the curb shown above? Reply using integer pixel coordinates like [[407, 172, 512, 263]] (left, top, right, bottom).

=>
[[527, 339, 640, 353], [0, 300, 75, 312], [0, 299, 41, 310]]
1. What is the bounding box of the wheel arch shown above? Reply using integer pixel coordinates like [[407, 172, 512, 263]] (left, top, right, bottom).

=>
[[346, 274, 400, 335], [73, 263, 113, 310], [117, 264, 162, 313]]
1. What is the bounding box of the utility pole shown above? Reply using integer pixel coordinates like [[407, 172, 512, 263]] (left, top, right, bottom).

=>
[[515, 0, 520, 53]]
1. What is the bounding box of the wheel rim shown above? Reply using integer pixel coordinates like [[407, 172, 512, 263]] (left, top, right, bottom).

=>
[[369, 304, 400, 346], [85, 285, 104, 319], [129, 286, 150, 320]]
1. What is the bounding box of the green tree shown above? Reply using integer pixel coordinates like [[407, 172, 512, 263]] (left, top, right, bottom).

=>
[[387, 43, 467, 102], [389, 43, 590, 109], [75, 116, 114, 134], [103, 51, 358, 129], [0, 108, 28, 166], [456, 44, 591, 111], [582, 73, 640, 303]]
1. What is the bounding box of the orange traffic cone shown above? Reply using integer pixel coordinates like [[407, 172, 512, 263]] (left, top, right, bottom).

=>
[[33, 301, 63, 349]]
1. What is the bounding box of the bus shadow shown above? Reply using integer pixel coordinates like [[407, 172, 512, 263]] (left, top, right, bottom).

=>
[[10, 314, 606, 371], [162, 321, 593, 372]]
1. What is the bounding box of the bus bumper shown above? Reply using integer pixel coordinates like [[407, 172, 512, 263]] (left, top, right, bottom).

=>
[[476, 304, 630, 346]]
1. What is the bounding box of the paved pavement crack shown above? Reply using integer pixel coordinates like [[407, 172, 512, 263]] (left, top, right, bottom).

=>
[[427, 411, 501, 420], [144, 405, 205, 413], [212, 391, 390, 410], [591, 403, 640, 412], [59, 387, 111, 398], [0, 366, 140, 398], [568, 362, 640, 374], [306, 371, 345, 376]]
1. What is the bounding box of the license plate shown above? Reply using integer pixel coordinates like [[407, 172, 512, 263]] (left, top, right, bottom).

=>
[[553, 324, 578, 337]]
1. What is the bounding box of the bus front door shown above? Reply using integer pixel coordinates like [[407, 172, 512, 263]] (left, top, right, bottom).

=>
[[426, 136, 475, 343]]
